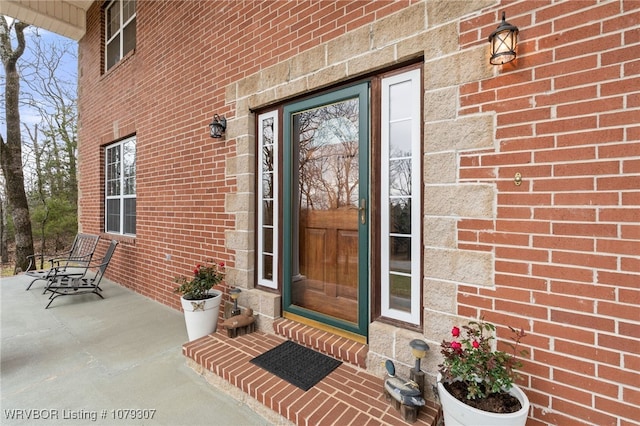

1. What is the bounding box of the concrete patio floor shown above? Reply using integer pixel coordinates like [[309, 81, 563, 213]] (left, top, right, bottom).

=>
[[0, 273, 273, 426]]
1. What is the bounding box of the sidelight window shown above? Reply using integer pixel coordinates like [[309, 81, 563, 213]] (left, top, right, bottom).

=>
[[257, 111, 279, 289], [380, 69, 422, 325]]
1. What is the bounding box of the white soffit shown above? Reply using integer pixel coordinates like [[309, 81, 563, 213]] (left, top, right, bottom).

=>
[[0, 0, 93, 41]]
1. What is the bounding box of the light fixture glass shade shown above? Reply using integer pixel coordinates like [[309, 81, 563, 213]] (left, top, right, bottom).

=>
[[230, 288, 241, 300], [209, 114, 227, 138], [489, 12, 519, 65], [409, 339, 429, 359]]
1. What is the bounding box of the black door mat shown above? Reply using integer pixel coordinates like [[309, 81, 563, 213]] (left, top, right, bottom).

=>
[[250, 340, 342, 391]]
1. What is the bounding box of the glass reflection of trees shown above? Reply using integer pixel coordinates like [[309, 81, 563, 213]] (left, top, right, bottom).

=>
[[123, 138, 136, 195], [261, 118, 275, 280], [262, 118, 275, 225], [389, 144, 412, 264], [295, 99, 359, 211], [106, 145, 121, 196]]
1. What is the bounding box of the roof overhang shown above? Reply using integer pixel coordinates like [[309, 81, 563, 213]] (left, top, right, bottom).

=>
[[0, 0, 93, 41]]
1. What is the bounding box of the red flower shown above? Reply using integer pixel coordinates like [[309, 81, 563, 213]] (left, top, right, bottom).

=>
[[472, 340, 480, 349], [219, 262, 225, 268], [450, 341, 462, 350], [451, 326, 460, 337]]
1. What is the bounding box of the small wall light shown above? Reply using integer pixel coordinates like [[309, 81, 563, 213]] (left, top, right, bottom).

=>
[[208, 114, 227, 138], [229, 288, 241, 316], [489, 12, 519, 65]]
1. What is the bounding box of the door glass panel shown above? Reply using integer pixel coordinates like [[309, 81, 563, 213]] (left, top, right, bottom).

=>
[[389, 273, 411, 312], [389, 158, 412, 197], [291, 98, 360, 325], [263, 228, 273, 252], [389, 199, 411, 234], [262, 255, 273, 281], [262, 173, 273, 197], [262, 200, 273, 226], [389, 120, 412, 154], [389, 80, 412, 120], [389, 236, 411, 274]]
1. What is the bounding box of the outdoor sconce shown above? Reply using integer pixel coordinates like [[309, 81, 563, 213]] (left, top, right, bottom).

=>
[[229, 288, 241, 316], [208, 114, 227, 138], [489, 12, 519, 65], [409, 339, 429, 393]]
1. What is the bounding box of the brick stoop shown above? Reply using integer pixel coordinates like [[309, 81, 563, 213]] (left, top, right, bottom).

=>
[[183, 331, 441, 426]]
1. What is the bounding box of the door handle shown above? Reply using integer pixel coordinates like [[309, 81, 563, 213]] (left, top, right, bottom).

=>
[[359, 198, 366, 224]]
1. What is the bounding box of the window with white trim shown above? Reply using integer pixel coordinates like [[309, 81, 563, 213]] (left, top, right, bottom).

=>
[[257, 111, 279, 289], [381, 69, 422, 324], [105, 0, 136, 71], [105, 136, 136, 235]]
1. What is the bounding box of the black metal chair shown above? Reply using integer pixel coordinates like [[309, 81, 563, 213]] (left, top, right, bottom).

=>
[[25, 234, 100, 291], [44, 240, 119, 309]]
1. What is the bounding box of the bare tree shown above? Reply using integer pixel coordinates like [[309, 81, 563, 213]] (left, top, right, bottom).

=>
[[0, 17, 33, 273], [21, 32, 78, 254], [0, 191, 8, 263]]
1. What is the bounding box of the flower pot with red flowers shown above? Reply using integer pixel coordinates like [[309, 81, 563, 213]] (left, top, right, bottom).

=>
[[437, 318, 530, 426], [175, 260, 225, 341]]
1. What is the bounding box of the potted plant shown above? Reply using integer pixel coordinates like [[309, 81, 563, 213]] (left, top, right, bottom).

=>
[[174, 260, 225, 341], [437, 317, 530, 426]]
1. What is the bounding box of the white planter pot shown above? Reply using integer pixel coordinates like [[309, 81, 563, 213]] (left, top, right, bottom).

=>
[[437, 373, 529, 426], [180, 290, 222, 341]]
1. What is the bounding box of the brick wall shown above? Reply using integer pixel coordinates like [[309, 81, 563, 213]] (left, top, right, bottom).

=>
[[77, 1, 639, 425], [78, 0, 409, 306], [457, 2, 639, 425]]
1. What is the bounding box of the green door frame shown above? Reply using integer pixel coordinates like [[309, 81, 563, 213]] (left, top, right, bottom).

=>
[[282, 82, 370, 338]]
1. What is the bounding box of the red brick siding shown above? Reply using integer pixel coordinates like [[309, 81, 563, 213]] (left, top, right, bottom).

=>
[[459, 1, 639, 425], [78, 0, 410, 308], [78, 1, 639, 424]]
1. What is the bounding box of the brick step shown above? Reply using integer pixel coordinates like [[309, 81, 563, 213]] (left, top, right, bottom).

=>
[[183, 331, 441, 426], [273, 318, 368, 369]]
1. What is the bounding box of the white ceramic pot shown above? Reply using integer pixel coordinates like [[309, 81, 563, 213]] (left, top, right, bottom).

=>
[[437, 373, 529, 426], [180, 290, 222, 341]]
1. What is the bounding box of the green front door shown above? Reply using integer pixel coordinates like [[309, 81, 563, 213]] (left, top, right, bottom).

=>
[[283, 83, 369, 339]]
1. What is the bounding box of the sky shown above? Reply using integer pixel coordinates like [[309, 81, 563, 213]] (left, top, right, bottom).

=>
[[1, 16, 79, 193], [1, 16, 78, 141]]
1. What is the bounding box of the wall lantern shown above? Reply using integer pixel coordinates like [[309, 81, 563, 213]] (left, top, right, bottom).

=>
[[488, 12, 519, 65], [208, 114, 227, 138]]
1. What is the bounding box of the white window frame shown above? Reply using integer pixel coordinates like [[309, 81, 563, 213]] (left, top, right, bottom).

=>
[[105, 136, 136, 236], [105, 0, 136, 71], [257, 111, 279, 289], [380, 69, 422, 324]]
